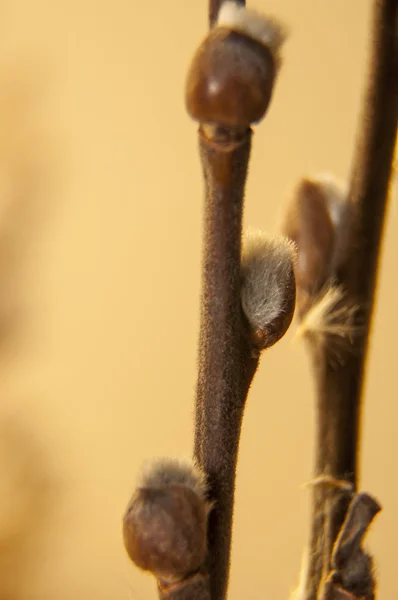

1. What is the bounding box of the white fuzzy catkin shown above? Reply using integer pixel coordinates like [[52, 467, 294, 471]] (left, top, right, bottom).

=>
[[241, 230, 296, 330], [295, 286, 362, 368], [137, 457, 207, 498], [295, 285, 358, 343], [217, 1, 286, 67]]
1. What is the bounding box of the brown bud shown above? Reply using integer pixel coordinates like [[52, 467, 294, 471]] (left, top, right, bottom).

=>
[[185, 26, 276, 129], [123, 483, 208, 585], [283, 174, 350, 315], [284, 178, 335, 294]]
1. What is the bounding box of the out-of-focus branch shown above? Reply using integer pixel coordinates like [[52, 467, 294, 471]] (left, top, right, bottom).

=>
[[284, 1, 398, 598]]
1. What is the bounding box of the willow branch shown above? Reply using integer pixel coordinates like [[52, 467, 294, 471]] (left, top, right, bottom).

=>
[[124, 3, 292, 598], [194, 7, 257, 593], [286, 1, 398, 598], [186, 4, 291, 599], [194, 129, 259, 600]]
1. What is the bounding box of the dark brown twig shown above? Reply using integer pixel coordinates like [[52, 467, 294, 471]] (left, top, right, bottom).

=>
[[194, 129, 259, 600], [125, 2, 291, 597], [123, 127, 262, 600], [188, 3, 289, 598], [291, 1, 398, 598]]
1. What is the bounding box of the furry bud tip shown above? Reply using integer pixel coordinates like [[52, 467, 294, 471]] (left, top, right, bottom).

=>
[[123, 458, 209, 585], [137, 457, 207, 499], [217, 2, 286, 68], [241, 230, 296, 351]]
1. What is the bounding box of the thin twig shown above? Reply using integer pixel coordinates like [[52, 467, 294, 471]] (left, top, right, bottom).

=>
[[299, 1, 398, 597], [189, 1, 296, 597], [192, 2, 285, 598], [194, 128, 259, 600], [125, 2, 289, 597]]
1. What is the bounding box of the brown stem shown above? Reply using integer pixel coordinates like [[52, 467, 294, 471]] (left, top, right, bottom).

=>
[[305, 1, 398, 597], [194, 128, 259, 600], [208, 0, 245, 28]]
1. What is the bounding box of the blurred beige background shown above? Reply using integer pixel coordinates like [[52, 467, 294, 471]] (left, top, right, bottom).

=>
[[0, 0, 396, 598]]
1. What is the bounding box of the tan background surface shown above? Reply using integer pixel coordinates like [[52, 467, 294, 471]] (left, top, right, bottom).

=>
[[0, 1, 396, 598]]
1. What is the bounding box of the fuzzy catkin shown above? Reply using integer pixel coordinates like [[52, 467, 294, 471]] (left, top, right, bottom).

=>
[[138, 457, 207, 498], [241, 230, 296, 331], [217, 1, 286, 67]]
